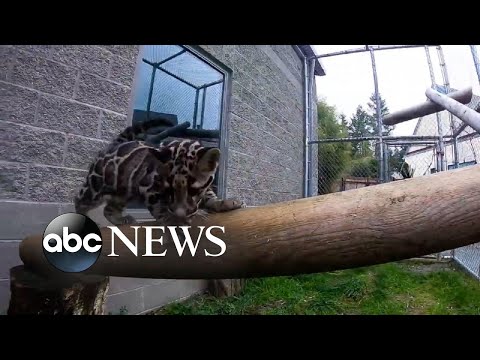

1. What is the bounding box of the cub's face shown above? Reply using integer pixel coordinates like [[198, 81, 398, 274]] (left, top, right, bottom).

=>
[[163, 142, 220, 224]]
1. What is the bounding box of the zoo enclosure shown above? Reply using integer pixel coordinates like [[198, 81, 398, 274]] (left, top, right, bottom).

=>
[[307, 45, 480, 279]]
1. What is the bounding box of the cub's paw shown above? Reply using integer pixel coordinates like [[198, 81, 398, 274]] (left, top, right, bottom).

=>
[[122, 215, 138, 225], [220, 198, 246, 211]]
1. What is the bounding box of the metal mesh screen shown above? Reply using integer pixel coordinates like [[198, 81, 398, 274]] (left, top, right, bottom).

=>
[[400, 144, 438, 177], [131, 45, 225, 131], [453, 244, 480, 279], [317, 139, 380, 195]]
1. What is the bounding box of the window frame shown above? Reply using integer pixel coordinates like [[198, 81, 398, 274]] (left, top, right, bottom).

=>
[[125, 45, 233, 220]]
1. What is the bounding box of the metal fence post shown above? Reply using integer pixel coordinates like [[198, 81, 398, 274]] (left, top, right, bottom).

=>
[[424, 46, 446, 172], [470, 45, 480, 86], [368, 46, 384, 182]]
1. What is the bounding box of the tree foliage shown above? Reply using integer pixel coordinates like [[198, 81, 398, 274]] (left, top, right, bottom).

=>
[[317, 99, 351, 194], [316, 92, 408, 194]]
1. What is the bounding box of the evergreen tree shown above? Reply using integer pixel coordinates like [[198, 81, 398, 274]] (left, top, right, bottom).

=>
[[366, 92, 394, 136], [347, 105, 373, 158]]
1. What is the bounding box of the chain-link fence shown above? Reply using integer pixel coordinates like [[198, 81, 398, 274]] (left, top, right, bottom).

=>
[[317, 139, 380, 195]]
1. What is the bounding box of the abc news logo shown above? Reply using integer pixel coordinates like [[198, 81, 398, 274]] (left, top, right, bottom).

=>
[[42, 213, 227, 273]]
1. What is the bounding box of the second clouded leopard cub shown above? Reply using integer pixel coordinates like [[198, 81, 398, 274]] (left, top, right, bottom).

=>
[[74, 119, 245, 226]]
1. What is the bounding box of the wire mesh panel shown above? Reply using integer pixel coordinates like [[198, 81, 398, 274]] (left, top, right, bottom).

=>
[[130, 45, 225, 133], [454, 244, 480, 279], [317, 139, 380, 195], [397, 144, 439, 178]]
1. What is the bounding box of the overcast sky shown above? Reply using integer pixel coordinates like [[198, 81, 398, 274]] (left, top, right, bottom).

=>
[[312, 45, 480, 136]]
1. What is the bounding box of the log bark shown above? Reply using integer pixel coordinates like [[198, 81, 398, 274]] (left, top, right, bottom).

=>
[[19, 164, 480, 279], [7, 265, 109, 315], [382, 87, 472, 126], [207, 279, 246, 298], [425, 87, 480, 133]]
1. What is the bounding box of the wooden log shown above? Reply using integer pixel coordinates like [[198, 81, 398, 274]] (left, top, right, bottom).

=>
[[7, 265, 109, 315], [18, 165, 480, 279], [383, 87, 473, 126], [425, 87, 480, 134]]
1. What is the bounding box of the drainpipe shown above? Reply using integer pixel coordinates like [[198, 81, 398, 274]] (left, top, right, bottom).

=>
[[308, 58, 316, 196], [293, 46, 314, 198], [303, 55, 310, 198]]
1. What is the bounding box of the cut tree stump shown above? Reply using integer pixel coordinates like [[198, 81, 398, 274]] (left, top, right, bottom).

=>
[[207, 279, 246, 298], [8, 265, 109, 315]]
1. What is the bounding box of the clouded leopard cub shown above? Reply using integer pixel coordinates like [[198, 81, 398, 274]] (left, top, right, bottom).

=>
[[74, 119, 245, 226]]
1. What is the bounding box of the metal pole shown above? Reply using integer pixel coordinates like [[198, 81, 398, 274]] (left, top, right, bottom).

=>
[[384, 142, 390, 182], [424, 46, 446, 172], [307, 58, 316, 197], [198, 79, 224, 90], [142, 59, 199, 90], [453, 136, 459, 169], [399, 132, 479, 157], [369, 46, 384, 182], [453, 123, 468, 138], [426, 87, 480, 133], [309, 135, 445, 144], [436, 45, 457, 169], [199, 88, 207, 129], [303, 56, 310, 198], [385, 141, 437, 146], [192, 89, 200, 128], [146, 66, 157, 120], [470, 45, 480, 86], [435, 140, 441, 172], [313, 45, 435, 59], [155, 49, 187, 66], [383, 87, 473, 126]]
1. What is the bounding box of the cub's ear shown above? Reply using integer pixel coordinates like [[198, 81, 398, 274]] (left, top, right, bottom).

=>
[[151, 148, 172, 177], [196, 147, 221, 174], [152, 147, 172, 163]]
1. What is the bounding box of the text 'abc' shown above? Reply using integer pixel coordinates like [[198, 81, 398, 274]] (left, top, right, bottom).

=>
[[44, 225, 227, 258]]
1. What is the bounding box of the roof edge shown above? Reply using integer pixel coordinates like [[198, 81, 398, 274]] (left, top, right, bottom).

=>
[[296, 45, 326, 76]]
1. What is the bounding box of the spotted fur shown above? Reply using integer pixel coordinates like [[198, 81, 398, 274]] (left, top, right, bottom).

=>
[[74, 120, 246, 225]]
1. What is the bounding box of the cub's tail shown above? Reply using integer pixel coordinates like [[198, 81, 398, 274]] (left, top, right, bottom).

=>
[[113, 117, 174, 144]]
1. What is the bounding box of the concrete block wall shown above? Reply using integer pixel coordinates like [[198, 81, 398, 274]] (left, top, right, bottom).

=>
[[0, 44, 318, 314], [199, 45, 316, 204]]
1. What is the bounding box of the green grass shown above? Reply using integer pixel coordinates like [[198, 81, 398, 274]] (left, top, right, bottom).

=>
[[153, 261, 480, 315]]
